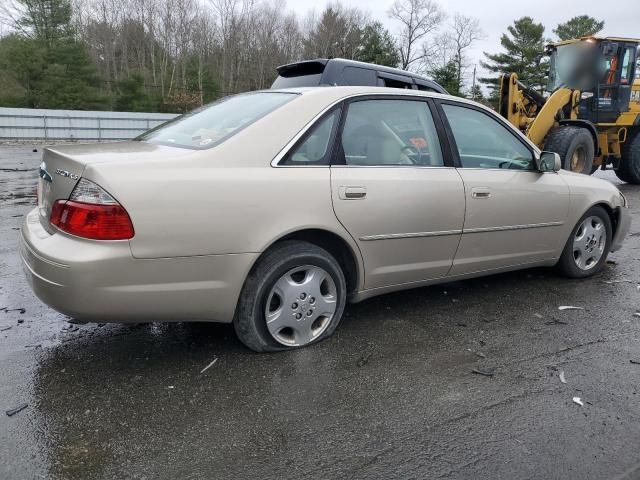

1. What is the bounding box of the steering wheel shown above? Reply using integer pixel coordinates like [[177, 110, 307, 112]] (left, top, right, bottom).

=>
[[401, 145, 422, 165]]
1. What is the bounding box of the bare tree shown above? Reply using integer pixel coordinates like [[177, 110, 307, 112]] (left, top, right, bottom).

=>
[[387, 0, 444, 71], [450, 13, 483, 91]]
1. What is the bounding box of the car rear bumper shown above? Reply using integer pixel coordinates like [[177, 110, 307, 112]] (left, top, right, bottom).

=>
[[19, 208, 257, 323], [611, 206, 631, 253]]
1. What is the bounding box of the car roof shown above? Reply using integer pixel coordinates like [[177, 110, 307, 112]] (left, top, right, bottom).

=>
[[275, 58, 446, 92], [277, 58, 433, 81]]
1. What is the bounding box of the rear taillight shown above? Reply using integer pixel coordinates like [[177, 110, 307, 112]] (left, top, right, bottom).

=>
[[50, 178, 134, 240]]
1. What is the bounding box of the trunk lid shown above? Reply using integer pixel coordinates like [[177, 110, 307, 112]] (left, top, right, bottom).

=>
[[37, 141, 188, 232], [38, 148, 85, 232]]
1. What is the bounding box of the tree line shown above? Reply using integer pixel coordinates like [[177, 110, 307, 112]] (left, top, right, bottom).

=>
[[0, 0, 605, 113]]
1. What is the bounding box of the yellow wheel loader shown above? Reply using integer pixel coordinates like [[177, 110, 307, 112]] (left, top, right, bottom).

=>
[[499, 37, 640, 183]]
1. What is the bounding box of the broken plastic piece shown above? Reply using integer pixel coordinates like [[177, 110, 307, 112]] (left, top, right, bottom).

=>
[[559, 371, 567, 384], [558, 306, 585, 311], [573, 397, 584, 407]]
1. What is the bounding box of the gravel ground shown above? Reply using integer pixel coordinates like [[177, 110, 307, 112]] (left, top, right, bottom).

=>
[[1, 143, 640, 480]]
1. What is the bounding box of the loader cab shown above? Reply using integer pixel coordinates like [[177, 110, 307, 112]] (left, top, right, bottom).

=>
[[548, 37, 640, 123]]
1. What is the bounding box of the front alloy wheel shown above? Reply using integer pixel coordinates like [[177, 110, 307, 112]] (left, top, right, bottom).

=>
[[556, 206, 612, 278], [572, 216, 606, 271]]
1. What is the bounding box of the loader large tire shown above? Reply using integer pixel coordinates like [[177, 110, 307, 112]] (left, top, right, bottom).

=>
[[544, 126, 594, 175], [616, 131, 640, 184]]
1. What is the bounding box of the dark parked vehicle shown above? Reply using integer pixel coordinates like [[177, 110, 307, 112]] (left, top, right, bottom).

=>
[[271, 58, 447, 94]]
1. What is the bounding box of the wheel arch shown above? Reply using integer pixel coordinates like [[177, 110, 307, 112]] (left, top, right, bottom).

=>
[[558, 119, 599, 154], [587, 201, 619, 238], [251, 228, 363, 296]]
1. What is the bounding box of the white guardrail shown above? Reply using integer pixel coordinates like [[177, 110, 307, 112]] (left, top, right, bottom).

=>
[[0, 107, 178, 141]]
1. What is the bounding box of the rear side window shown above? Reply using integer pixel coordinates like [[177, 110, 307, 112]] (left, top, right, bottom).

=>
[[442, 104, 534, 170], [138, 92, 295, 150], [340, 67, 377, 86], [339, 100, 443, 166], [281, 111, 339, 166]]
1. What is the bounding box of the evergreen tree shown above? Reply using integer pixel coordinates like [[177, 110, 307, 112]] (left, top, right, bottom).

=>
[[355, 22, 400, 67], [430, 60, 461, 96], [4, 0, 105, 109], [554, 15, 604, 41], [467, 84, 485, 102], [115, 74, 155, 112], [480, 17, 548, 99]]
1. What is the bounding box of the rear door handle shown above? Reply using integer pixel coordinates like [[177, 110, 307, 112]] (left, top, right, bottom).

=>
[[471, 187, 491, 199], [339, 186, 367, 200]]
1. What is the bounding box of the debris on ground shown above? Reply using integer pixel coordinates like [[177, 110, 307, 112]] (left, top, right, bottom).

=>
[[475, 352, 486, 359], [17, 319, 24, 324], [601, 279, 634, 285], [0, 307, 26, 314], [545, 319, 568, 326], [472, 367, 495, 377], [573, 397, 584, 407], [61, 325, 79, 333], [558, 306, 585, 311], [533, 313, 543, 319], [356, 352, 372, 367], [0, 325, 11, 331], [6, 403, 28, 417], [633, 313, 640, 318], [199, 358, 218, 374], [24, 344, 42, 348], [559, 371, 567, 384], [630, 360, 640, 365]]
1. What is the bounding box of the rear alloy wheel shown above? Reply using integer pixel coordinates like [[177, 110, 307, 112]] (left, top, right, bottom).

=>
[[616, 130, 640, 184], [556, 206, 612, 278], [235, 241, 346, 352], [544, 126, 595, 175], [264, 265, 338, 347]]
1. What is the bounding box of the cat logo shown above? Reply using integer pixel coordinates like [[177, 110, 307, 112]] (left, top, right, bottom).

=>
[[631, 90, 640, 103]]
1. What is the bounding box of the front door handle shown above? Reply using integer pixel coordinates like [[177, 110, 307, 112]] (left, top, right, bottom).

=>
[[471, 187, 491, 199], [339, 186, 367, 200]]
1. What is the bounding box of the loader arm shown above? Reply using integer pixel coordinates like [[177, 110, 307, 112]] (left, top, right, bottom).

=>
[[527, 88, 576, 147]]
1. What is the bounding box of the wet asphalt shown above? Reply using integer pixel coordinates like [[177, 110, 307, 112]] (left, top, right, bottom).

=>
[[1, 144, 640, 480]]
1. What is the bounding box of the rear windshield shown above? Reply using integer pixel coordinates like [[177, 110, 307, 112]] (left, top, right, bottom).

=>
[[138, 92, 296, 149], [271, 74, 323, 88]]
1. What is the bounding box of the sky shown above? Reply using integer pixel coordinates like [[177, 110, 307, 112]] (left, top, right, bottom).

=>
[[283, 0, 639, 87]]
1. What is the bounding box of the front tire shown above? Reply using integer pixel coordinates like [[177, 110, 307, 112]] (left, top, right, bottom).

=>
[[544, 126, 594, 175], [234, 241, 347, 352], [616, 130, 640, 184], [556, 206, 612, 278]]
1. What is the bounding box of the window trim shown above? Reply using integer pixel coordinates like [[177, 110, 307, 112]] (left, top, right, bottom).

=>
[[329, 94, 455, 168], [435, 99, 537, 170]]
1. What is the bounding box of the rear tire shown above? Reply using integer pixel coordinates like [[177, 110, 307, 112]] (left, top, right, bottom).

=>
[[617, 130, 640, 184], [234, 241, 346, 352], [544, 126, 594, 175], [556, 206, 612, 278]]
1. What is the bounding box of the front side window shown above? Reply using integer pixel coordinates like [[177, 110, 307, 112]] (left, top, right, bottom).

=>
[[339, 100, 443, 166], [281, 111, 338, 166], [138, 92, 296, 150], [442, 104, 534, 170]]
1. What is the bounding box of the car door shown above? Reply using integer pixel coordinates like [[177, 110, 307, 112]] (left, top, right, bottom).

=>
[[330, 97, 465, 289], [437, 101, 571, 276]]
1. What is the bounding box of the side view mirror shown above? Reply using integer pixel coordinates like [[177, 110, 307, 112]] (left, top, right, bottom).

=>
[[536, 151, 561, 172]]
